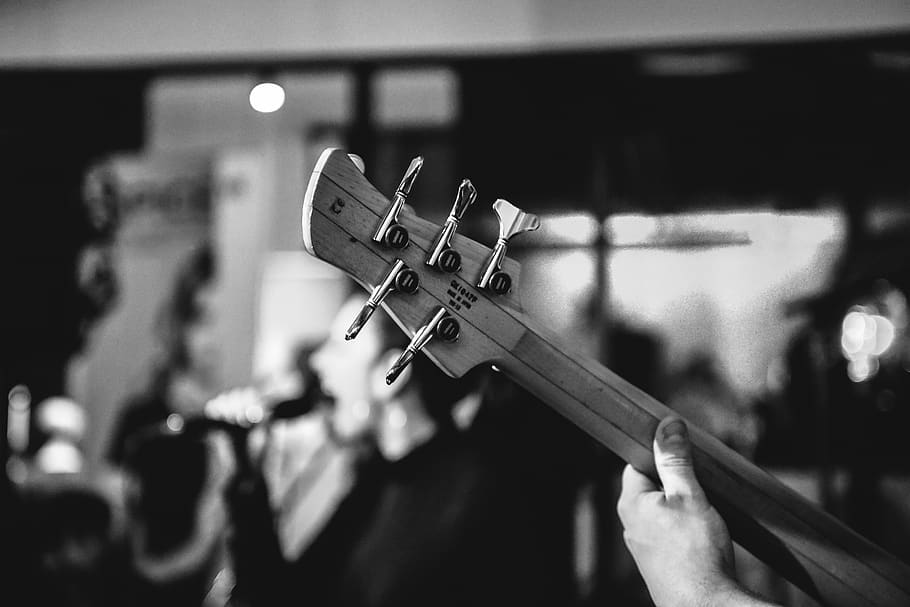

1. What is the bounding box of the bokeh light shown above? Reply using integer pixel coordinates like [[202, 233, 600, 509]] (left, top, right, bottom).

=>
[[249, 81, 285, 113]]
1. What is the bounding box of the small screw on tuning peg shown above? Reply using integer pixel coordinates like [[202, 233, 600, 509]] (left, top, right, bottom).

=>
[[385, 307, 460, 385], [372, 156, 423, 250], [346, 259, 420, 341], [477, 199, 539, 295], [347, 154, 366, 174], [425, 179, 477, 273]]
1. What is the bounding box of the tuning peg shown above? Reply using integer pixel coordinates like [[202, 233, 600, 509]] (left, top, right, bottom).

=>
[[385, 307, 460, 385], [372, 156, 423, 250], [476, 199, 539, 294], [347, 154, 366, 173], [425, 179, 477, 273], [346, 259, 420, 340]]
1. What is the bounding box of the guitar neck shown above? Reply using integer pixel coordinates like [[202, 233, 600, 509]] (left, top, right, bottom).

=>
[[301, 147, 910, 606], [495, 313, 910, 607]]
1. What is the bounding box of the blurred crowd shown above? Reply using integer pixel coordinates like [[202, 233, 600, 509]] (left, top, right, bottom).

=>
[[6, 242, 591, 607]]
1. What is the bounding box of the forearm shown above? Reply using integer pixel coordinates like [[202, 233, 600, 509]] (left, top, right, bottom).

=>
[[700, 580, 781, 607], [645, 573, 781, 607]]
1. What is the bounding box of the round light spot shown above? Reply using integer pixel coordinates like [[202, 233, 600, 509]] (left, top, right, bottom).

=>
[[249, 82, 285, 113], [166, 413, 185, 432], [8, 385, 31, 412], [35, 439, 82, 474]]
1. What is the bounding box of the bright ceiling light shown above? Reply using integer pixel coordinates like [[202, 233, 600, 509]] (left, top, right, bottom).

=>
[[249, 81, 285, 113]]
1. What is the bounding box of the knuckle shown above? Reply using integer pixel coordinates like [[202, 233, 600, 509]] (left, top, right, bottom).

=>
[[616, 494, 629, 519], [657, 454, 691, 469]]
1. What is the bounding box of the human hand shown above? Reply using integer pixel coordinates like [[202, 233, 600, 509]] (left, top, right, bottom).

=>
[[205, 388, 270, 464], [205, 387, 266, 427], [618, 417, 776, 607]]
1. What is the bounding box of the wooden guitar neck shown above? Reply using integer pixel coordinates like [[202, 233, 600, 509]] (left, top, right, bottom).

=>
[[495, 312, 910, 607]]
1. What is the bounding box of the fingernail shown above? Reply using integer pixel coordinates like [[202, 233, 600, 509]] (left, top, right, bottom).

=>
[[661, 419, 687, 442]]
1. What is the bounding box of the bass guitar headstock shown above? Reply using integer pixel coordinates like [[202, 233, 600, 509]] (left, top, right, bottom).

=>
[[302, 148, 539, 382]]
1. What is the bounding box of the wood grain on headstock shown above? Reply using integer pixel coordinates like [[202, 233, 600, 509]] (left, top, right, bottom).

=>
[[303, 148, 910, 607]]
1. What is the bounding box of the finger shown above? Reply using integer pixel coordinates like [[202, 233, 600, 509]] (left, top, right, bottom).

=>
[[622, 463, 658, 498], [618, 463, 658, 521], [653, 416, 705, 501], [207, 431, 229, 463], [207, 431, 235, 475], [204, 395, 222, 419]]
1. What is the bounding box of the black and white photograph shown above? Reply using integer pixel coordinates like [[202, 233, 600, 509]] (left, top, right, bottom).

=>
[[3, 3, 910, 606]]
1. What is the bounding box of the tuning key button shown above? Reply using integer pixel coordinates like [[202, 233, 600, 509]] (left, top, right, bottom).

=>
[[386, 307, 459, 385], [426, 179, 477, 273], [372, 156, 423, 248], [435, 316, 461, 342], [384, 224, 410, 249], [394, 267, 420, 294], [477, 198, 539, 293], [437, 249, 461, 273], [488, 271, 512, 295], [346, 259, 420, 340]]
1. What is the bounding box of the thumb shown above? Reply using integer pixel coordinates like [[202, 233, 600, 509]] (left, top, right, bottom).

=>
[[653, 416, 704, 501]]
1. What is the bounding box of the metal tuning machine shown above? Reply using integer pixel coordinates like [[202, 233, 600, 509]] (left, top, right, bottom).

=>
[[476, 199, 539, 295], [385, 307, 460, 385], [346, 259, 420, 340], [372, 156, 423, 250], [425, 179, 477, 273]]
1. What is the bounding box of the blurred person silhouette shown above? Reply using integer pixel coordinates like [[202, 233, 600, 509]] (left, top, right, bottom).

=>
[[666, 352, 760, 459], [2, 475, 129, 607], [105, 242, 237, 606], [618, 416, 780, 607], [108, 242, 221, 464], [268, 340, 328, 420], [119, 426, 236, 607], [226, 291, 565, 607], [27, 484, 128, 607], [477, 372, 593, 602]]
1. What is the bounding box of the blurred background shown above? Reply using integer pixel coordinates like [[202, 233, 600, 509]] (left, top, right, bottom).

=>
[[3, 2, 910, 606]]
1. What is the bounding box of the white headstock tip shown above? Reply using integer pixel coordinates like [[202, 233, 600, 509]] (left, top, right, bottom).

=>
[[301, 148, 341, 255]]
